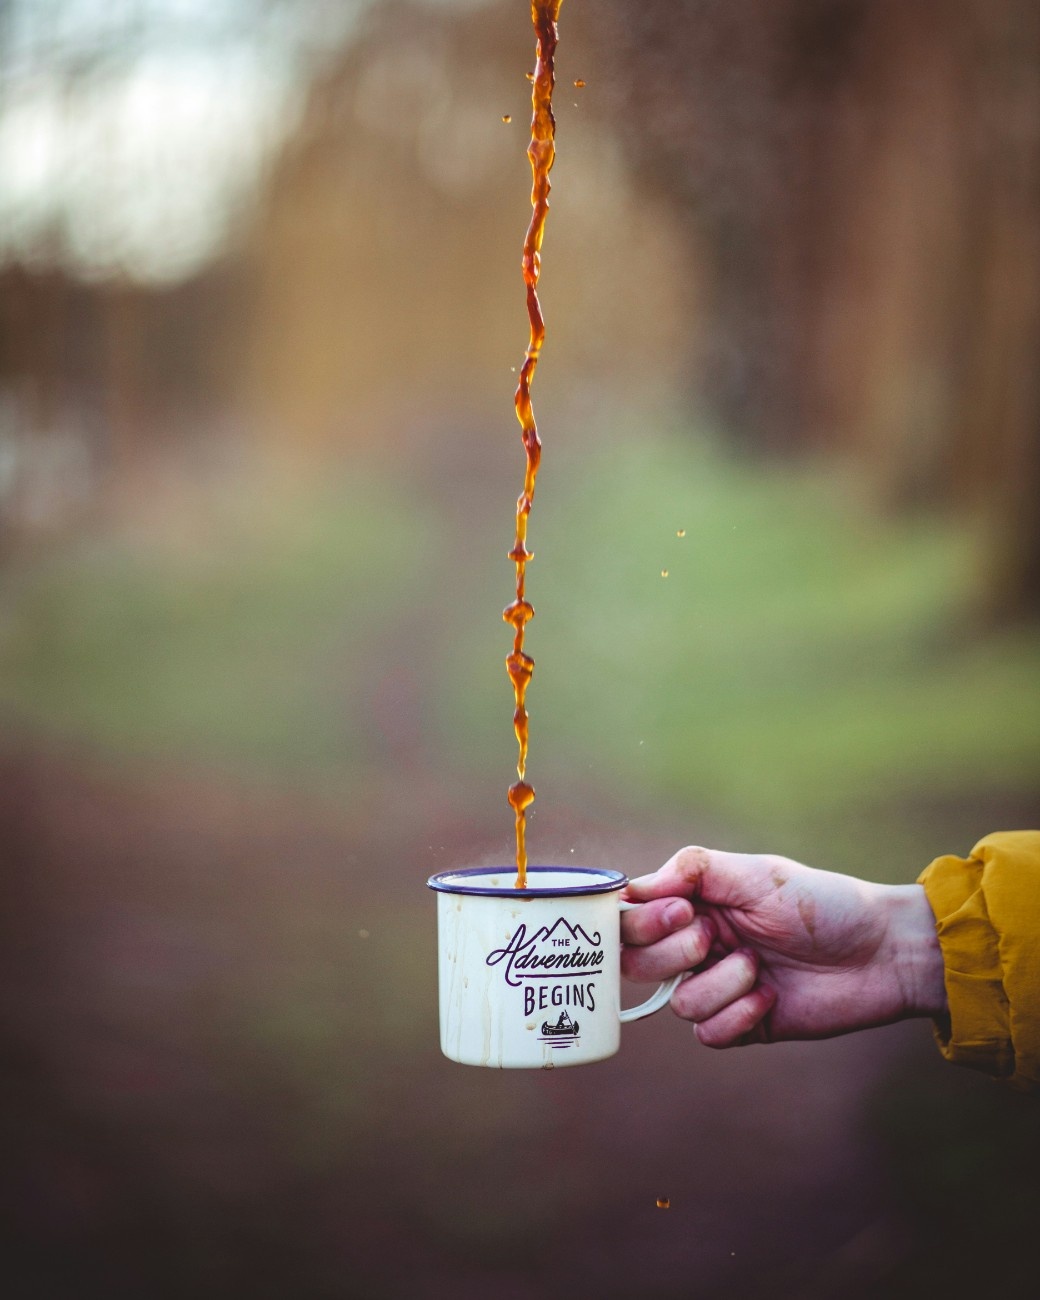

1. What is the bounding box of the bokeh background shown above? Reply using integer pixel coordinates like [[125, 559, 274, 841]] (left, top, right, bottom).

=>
[[2, 1, 1039, 1296]]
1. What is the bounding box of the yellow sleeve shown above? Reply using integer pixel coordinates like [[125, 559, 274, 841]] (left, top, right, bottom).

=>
[[918, 831, 1040, 1092]]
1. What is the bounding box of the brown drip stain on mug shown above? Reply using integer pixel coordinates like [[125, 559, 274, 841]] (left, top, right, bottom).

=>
[[505, 1, 562, 889]]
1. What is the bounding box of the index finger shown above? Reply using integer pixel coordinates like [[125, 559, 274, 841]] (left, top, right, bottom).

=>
[[620, 895, 695, 946]]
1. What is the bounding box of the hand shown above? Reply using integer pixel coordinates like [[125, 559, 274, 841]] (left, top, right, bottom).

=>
[[621, 845, 947, 1048]]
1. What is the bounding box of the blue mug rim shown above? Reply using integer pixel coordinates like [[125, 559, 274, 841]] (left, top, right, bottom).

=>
[[427, 865, 627, 898]]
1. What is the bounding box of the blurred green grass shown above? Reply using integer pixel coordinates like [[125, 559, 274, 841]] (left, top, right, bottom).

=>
[[444, 421, 1039, 872], [0, 472, 440, 779], [1, 419, 1037, 879]]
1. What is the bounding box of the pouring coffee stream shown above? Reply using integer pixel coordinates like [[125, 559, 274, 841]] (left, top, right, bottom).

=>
[[505, 0, 562, 890]]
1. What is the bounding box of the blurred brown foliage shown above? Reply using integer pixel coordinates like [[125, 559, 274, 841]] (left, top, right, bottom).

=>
[[3, 0, 1038, 614], [594, 0, 1040, 616], [237, 0, 685, 460]]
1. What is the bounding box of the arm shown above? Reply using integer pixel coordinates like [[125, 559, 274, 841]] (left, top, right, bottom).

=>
[[621, 845, 947, 1047]]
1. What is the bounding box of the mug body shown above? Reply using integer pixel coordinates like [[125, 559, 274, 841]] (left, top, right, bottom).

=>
[[428, 866, 626, 1069]]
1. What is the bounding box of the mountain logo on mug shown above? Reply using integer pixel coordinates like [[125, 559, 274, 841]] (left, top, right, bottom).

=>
[[485, 917, 605, 988]]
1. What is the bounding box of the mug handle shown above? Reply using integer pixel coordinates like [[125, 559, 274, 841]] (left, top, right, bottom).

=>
[[617, 899, 683, 1023]]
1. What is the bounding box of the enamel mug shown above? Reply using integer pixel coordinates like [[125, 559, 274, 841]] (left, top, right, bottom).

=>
[[427, 866, 681, 1068]]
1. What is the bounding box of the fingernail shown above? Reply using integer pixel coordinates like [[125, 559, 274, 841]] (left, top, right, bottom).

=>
[[664, 900, 689, 928]]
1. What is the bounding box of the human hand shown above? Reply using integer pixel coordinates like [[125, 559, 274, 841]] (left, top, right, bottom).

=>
[[621, 846, 947, 1047]]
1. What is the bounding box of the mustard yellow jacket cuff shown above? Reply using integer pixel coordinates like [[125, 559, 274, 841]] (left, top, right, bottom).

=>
[[918, 830, 1040, 1092]]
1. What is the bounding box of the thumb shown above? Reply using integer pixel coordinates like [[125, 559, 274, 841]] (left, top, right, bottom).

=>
[[624, 845, 765, 908]]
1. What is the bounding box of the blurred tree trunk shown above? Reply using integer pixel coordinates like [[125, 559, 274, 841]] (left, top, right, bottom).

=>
[[945, 3, 1040, 619], [591, 0, 1040, 618]]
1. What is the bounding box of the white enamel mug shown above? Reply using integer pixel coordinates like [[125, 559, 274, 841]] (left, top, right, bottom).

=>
[[427, 865, 681, 1069]]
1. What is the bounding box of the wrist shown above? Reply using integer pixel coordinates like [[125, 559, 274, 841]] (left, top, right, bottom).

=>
[[874, 883, 947, 1020]]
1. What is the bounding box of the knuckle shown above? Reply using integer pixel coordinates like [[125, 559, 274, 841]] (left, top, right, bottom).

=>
[[736, 949, 759, 986], [675, 845, 710, 888], [664, 897, 695, 930], [758, 853, 788, 873], [669, 981, 698, 1022], [696, 1000, 759, 1051], [621, 907, 653, 945], [732, 1001, 760, 1037], [619, 917, 642, 947], [758, 852, 798, 886], [621, 946, 652, 981], [681, 921, 711, 967], [630, 902, 666, 945], [694, 1022, 734, 1050]]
